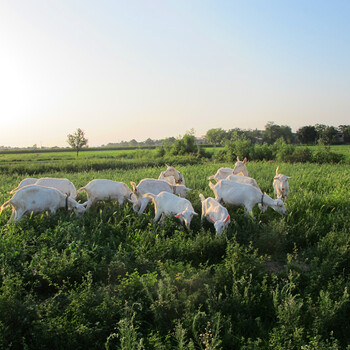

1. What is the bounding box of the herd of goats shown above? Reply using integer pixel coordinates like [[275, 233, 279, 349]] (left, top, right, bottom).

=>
[[0, 157, 291, 234]]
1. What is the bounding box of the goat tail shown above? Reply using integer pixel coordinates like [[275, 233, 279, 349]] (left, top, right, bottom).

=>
[[199, 193, 205, 202], [0, 200, 11, 213]]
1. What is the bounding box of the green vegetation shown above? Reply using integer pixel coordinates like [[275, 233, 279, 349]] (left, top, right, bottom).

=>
[[0, 151, 350, 349]]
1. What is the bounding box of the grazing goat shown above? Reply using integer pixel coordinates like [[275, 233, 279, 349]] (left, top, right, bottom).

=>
[[209, 180, 287, 218], [0, 185, 86, 223], [158, 173, 176, 186], [199, 194, 230, 235], [77, 179, 137, 210], [273, 167, 291, 202], [34, 177, 77, 199], [160, 165, 186, 185], [208, 157, 250, 181], [143, 191, 198, 229], [130, 178, 191, 215], [10, 178, 38, 194], [225, 174, 260, 190]]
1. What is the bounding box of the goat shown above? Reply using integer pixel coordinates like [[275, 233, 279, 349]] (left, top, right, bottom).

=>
[[143, 191, 197, 229], [1, 185, 86, 223], [209, 180, 287, 218], [273, 166, 291, 202], [199, 194, 230, 234], [130, 178, 191, 215]]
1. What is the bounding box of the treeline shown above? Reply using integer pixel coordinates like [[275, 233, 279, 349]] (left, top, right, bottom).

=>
[[105, 122, 350, 148], [205, 122, 350, 146], [157, 133, 345, 164]]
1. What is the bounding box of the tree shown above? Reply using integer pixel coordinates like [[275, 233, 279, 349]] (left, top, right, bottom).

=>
[[263, 121, 293, 144], [205, 128, 228, 146], [67, 128, 88, 157], [129, 139, 138, 147], [296, 125, 318, 144], [315, 124, 338, 145], [263, 121, 282, 144], [144, 138, 154, 146]]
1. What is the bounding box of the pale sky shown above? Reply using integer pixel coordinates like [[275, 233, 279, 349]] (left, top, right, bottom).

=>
[[0, 0, 349, 147]]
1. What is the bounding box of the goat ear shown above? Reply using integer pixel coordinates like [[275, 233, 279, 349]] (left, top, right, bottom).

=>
[[278, 195, 282, 200], [192, 211, 198, 216], [243, 157, 247, 163], [237, 156, 240, 161], [276, 166, 279, 175], [224, 214, 230, 223], [287, 176, 292, 179], [273, 176, 279, 180], [185, 187, 191, 191]]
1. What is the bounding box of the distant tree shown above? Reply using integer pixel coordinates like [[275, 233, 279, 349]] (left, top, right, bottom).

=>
[[263, 121, 281, 144], [315, 124, 338, 145], [242, 128, 263, 143], [67, 128, 88, 157], [144, 138, 154, 146], [168, 133, 197, 156], [206, 128, 228, 146], [129, 139, 138, 147], [227, 128, 244, 141], [296, 125, 318, 144], [263, 121, 293, 144], [280, 125, 294, 143]]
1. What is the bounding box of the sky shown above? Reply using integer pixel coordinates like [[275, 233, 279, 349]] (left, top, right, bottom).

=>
[[0, 0, 349, 148]]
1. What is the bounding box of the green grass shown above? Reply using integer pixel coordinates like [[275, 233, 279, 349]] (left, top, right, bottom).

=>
[[0, 157, 350, 349]]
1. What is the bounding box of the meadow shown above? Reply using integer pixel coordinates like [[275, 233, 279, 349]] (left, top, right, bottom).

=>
[[0, 150, 350, 349]]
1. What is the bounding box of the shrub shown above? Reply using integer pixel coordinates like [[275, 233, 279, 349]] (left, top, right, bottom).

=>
[[312, 147, 344, 164]]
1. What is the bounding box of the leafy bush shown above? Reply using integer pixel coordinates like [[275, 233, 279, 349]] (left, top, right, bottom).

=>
[[312, 147, 344, 164]]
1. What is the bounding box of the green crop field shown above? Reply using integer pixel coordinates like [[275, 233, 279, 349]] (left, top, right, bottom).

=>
[[0, 153, 350, 349]]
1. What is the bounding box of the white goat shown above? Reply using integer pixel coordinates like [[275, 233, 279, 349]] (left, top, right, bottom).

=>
[[77, 179, 137, 210], [33, 177, 77, 199], [225, 174, 260, 190], [209, 180, 287, 218], [143, 191, 198, 229], [273, 167, 291, 202], [10, 178, 38, 194], [0, 185, 86, 223], [208, 157, 250, 181], [199, 194, 230, 235], [130, 178, 191, 215], [158, 172, 176, 186], [160, 165, 186, 185]]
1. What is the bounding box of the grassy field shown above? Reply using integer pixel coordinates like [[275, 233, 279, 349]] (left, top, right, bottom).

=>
[[0, 148, 159, 165], [0, 153, 350, 349]]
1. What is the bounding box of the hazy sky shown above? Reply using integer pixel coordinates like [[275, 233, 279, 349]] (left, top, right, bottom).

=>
[[1, 0, 349, 147]]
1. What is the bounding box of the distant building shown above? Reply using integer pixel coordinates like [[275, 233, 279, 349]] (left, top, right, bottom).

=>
[[337, 132, 344, 144], [196, 136, 206, 145]]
